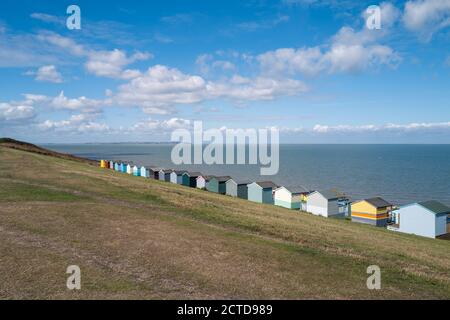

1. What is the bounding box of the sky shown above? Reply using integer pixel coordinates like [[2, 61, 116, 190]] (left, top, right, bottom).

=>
[[0, 0, 449, 143]]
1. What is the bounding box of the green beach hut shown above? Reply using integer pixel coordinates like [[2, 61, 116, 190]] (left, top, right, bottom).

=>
[[207, 176, 232, 194]]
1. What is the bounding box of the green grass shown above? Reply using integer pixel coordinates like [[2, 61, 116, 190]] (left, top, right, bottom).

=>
[[0, 145, 449, 299], [0, 181, 85, 202]]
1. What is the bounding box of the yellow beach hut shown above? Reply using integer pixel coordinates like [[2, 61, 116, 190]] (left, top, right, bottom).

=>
[[100, 160, 108, 168], [351, 197, 393, 227]]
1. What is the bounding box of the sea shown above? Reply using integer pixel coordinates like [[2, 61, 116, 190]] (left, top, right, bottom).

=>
[[42, 143, 450, 206]]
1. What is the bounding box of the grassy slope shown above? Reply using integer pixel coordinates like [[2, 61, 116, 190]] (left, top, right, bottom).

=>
[[0, 145, 449, 299]]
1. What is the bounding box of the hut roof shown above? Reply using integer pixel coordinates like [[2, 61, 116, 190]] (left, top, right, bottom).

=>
[[315, 189, 342, 200], [213, 176, 232, 183], [364, 197, 392, 208], [172, 170, 187, 175], [185, 171, 202, 178], [228, 179, 251, 185], [197, 175, 214, 181], [254, 181, 278, 189], [418, 200, 450, 215], [278, 185, 310, 195]]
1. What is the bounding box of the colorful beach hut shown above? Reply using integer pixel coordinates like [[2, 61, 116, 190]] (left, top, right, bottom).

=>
[[109, 161, 114, 169], [306, 189, 345, 218], [114, 162, 120, 171], [140, 166, 149, 178], [247, 181, 278, 204], [126, 164, 133, 175], [387, 200, 450, 238], [132, 165, 140, 177], [207, 176, 232, 194], [100, 160, 108, 168], [182, 172, 202, 188], [120, 163, 127, 173], [351, 197, 393, 227], [274, 186, 310, 210], [170, 170, 186, 184], [225, 179, 250, 199]]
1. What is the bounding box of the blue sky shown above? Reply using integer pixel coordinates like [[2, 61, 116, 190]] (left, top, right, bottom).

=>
[[0, 0, 449, 143]]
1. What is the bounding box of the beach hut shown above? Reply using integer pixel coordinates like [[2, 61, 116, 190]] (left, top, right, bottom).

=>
[[225, 179, 250, 199], [140, 166, 149, 178], [158, 169, 166, 181], [274, 186, 310, 210], [109, 161, 114, 169], [120, 163, 127, 173], [170, 170, 186, 184], [306, 189, 345, 218], [207, 176, 232, 194], [387, 200, 450, 238], [114, 162, 120, 171], [100, 160, 108, 168], [351, 197, 393, 227], [132, 165, 141, 177], [126, 164, 133, 175], [247, 181, 278, 204], [157, 169, 171, 182], [182, 172, 202, 187], [196, 175, 212, 189], [148, 167, 161, 179]]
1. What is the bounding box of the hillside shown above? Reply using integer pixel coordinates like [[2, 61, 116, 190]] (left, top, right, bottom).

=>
[[0, 141, 449, 299]]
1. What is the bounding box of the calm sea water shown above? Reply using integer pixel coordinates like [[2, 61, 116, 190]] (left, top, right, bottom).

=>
[[42, 144, 450, 206]]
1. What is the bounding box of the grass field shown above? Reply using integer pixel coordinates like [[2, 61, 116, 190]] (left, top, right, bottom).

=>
[[0, 144, 449, 299]]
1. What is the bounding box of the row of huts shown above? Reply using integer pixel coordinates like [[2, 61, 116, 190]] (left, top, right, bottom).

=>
[[99, 160, 450, 239]]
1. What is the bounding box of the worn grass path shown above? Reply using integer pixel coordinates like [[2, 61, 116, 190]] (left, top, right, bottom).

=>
[[0, 146, 449, 299]]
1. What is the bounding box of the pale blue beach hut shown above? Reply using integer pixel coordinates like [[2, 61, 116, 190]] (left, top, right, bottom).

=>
[[247, 181, 278, 204], [120, 163, 127, 173], [114, 162, 120, 171], [140, 166, 148, 178], [170, 170, 186, 184]]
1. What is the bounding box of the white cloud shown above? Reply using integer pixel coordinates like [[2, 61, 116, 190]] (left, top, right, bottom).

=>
[[37, 32, 152, 79], [115, 65, 208, 112], [114, 65, 307, 113], [312, 122, 450, 133], [38, 114, 110, 133], [130, 117, 191, 133], [85, 49, 151, 79], [30, 13, 62, 24], [208, 76, 308, 101], [0, 103, 35, 122], [403, 0, 450, 39], [50, 91, 107, 113], [258, 3, 400, 76], [37, 31, 86, 57], [26, 65, 63, 83]]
